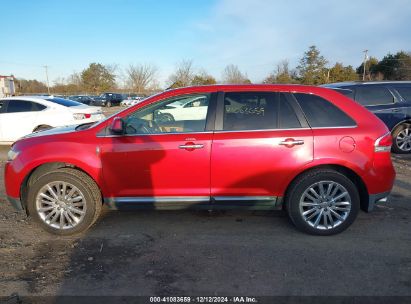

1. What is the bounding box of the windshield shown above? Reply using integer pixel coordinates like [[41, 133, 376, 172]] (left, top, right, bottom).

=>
[[45, 97, 83, 107]]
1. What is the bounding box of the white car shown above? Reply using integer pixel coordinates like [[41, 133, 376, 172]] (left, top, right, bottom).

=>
[[121, 97, 145, 107], [157, 96, 208, 121], [0, 96, 105, 144]]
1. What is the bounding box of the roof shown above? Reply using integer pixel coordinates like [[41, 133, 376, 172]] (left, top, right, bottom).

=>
[[323, 81, 411, 88]]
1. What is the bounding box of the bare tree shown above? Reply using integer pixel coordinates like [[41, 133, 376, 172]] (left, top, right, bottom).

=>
[[68, 72, 82, 87], [126, 64, 158, 93], [167, 59, 194, 88], [263, 60, 297, 84], [191, 69, 217, 85], [222, 64, 250, 84]]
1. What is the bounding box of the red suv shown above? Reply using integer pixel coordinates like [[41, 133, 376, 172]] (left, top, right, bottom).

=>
[[4, 85, 395, 235]]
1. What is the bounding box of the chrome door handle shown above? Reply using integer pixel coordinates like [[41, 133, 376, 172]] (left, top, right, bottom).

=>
[[179, 144, 204, 149], [279, 140, 304, 146]]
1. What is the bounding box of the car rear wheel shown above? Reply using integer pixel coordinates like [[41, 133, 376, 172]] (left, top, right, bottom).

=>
[[106, 101, 112, 107], [27, 168, 102, 235], [392, 123, 411, 154], [34, 125, 52, 132], [286, 169, 360, 235]]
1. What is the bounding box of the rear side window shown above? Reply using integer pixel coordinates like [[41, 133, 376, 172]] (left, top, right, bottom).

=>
[[32, 102, 47, 111], [6, 100, 37, 113], [355, 86, 394, 106], [223, 92, 277, 131], [333, 88, 354, 99], [294, 93, 356, 128], [394, 86, 411, 101]]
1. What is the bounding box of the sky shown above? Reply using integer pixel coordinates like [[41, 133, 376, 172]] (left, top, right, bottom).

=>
[[1, 0, 411, 87]]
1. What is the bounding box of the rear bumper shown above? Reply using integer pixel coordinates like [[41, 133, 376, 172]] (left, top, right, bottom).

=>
[[7, 196, 24, 211], [366, 191, 391, 212]]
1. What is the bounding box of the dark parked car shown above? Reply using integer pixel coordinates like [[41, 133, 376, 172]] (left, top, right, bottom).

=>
[[322, 81, 411, 153], [92, 93, 124, 107], [68, 95, 95, 105]]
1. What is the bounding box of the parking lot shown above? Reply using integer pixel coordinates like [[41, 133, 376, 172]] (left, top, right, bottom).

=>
[[0, 106, 410, 298]]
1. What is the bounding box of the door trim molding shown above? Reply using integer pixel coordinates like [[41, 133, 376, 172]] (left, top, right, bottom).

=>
[[104, 196, 283, 210]]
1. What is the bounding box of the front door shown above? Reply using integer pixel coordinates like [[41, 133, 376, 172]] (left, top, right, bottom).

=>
[[100, 92, 216, 208], [211, 91, 313, 208]]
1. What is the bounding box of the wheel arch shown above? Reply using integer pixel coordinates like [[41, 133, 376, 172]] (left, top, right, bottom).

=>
[[20, 161, 103, 215], [33, 124, 52, 132], [391, 119, 411, 133], [284, 164, 370, 212]]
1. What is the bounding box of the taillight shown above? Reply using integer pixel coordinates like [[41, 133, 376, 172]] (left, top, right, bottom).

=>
[[375, 132, 392, 152], [73, 113, 92, 120]]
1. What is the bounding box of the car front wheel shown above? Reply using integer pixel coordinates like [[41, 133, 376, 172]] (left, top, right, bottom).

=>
[[27, 168, 102, 235], [286, 169, 360, 235]]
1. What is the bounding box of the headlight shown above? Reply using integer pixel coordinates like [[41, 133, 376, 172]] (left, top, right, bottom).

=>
[[7, 148, 19, 161]]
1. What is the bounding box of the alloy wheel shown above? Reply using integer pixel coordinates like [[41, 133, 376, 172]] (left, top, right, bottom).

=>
[[35, 181, 87, 230], [299, 181, 351, 230], [396, 127, 411, 152]]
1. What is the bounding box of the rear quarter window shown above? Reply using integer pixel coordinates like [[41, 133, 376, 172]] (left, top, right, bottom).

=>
[[293, 93, 356, 128], [394, 86, 411, 101]]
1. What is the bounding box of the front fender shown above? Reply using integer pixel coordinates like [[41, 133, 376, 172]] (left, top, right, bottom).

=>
[[5, 140, 105, 199]]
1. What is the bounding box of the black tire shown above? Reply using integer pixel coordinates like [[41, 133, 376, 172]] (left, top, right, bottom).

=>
[[285, 169, 360, 236], [89, 101, 94, 106], [106, 101, 112, 108], [159, 113, 175, 123], [34, 125, 52, 132], [391, 123, 411, 154], [27, 168, 102, 236]]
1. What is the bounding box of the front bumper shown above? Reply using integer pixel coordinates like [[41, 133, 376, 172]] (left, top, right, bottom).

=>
[[366, 191, 391, 212], [7, 196, 24, 211]]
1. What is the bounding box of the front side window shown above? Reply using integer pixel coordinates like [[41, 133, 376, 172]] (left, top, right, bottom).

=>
[[355, 86, 394, 106], [294, 93, 356, 128], [124, 93, 211, 134], [223, 92, 277, 131]]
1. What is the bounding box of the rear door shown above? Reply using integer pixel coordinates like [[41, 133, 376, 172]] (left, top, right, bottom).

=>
[[210, 91, 314, 208]]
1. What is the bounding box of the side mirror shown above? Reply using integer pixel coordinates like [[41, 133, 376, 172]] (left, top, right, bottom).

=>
[[109, 117, 124, 135]]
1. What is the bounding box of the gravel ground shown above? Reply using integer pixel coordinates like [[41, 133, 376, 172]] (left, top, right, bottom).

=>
[[0, 106, 410, 298]]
